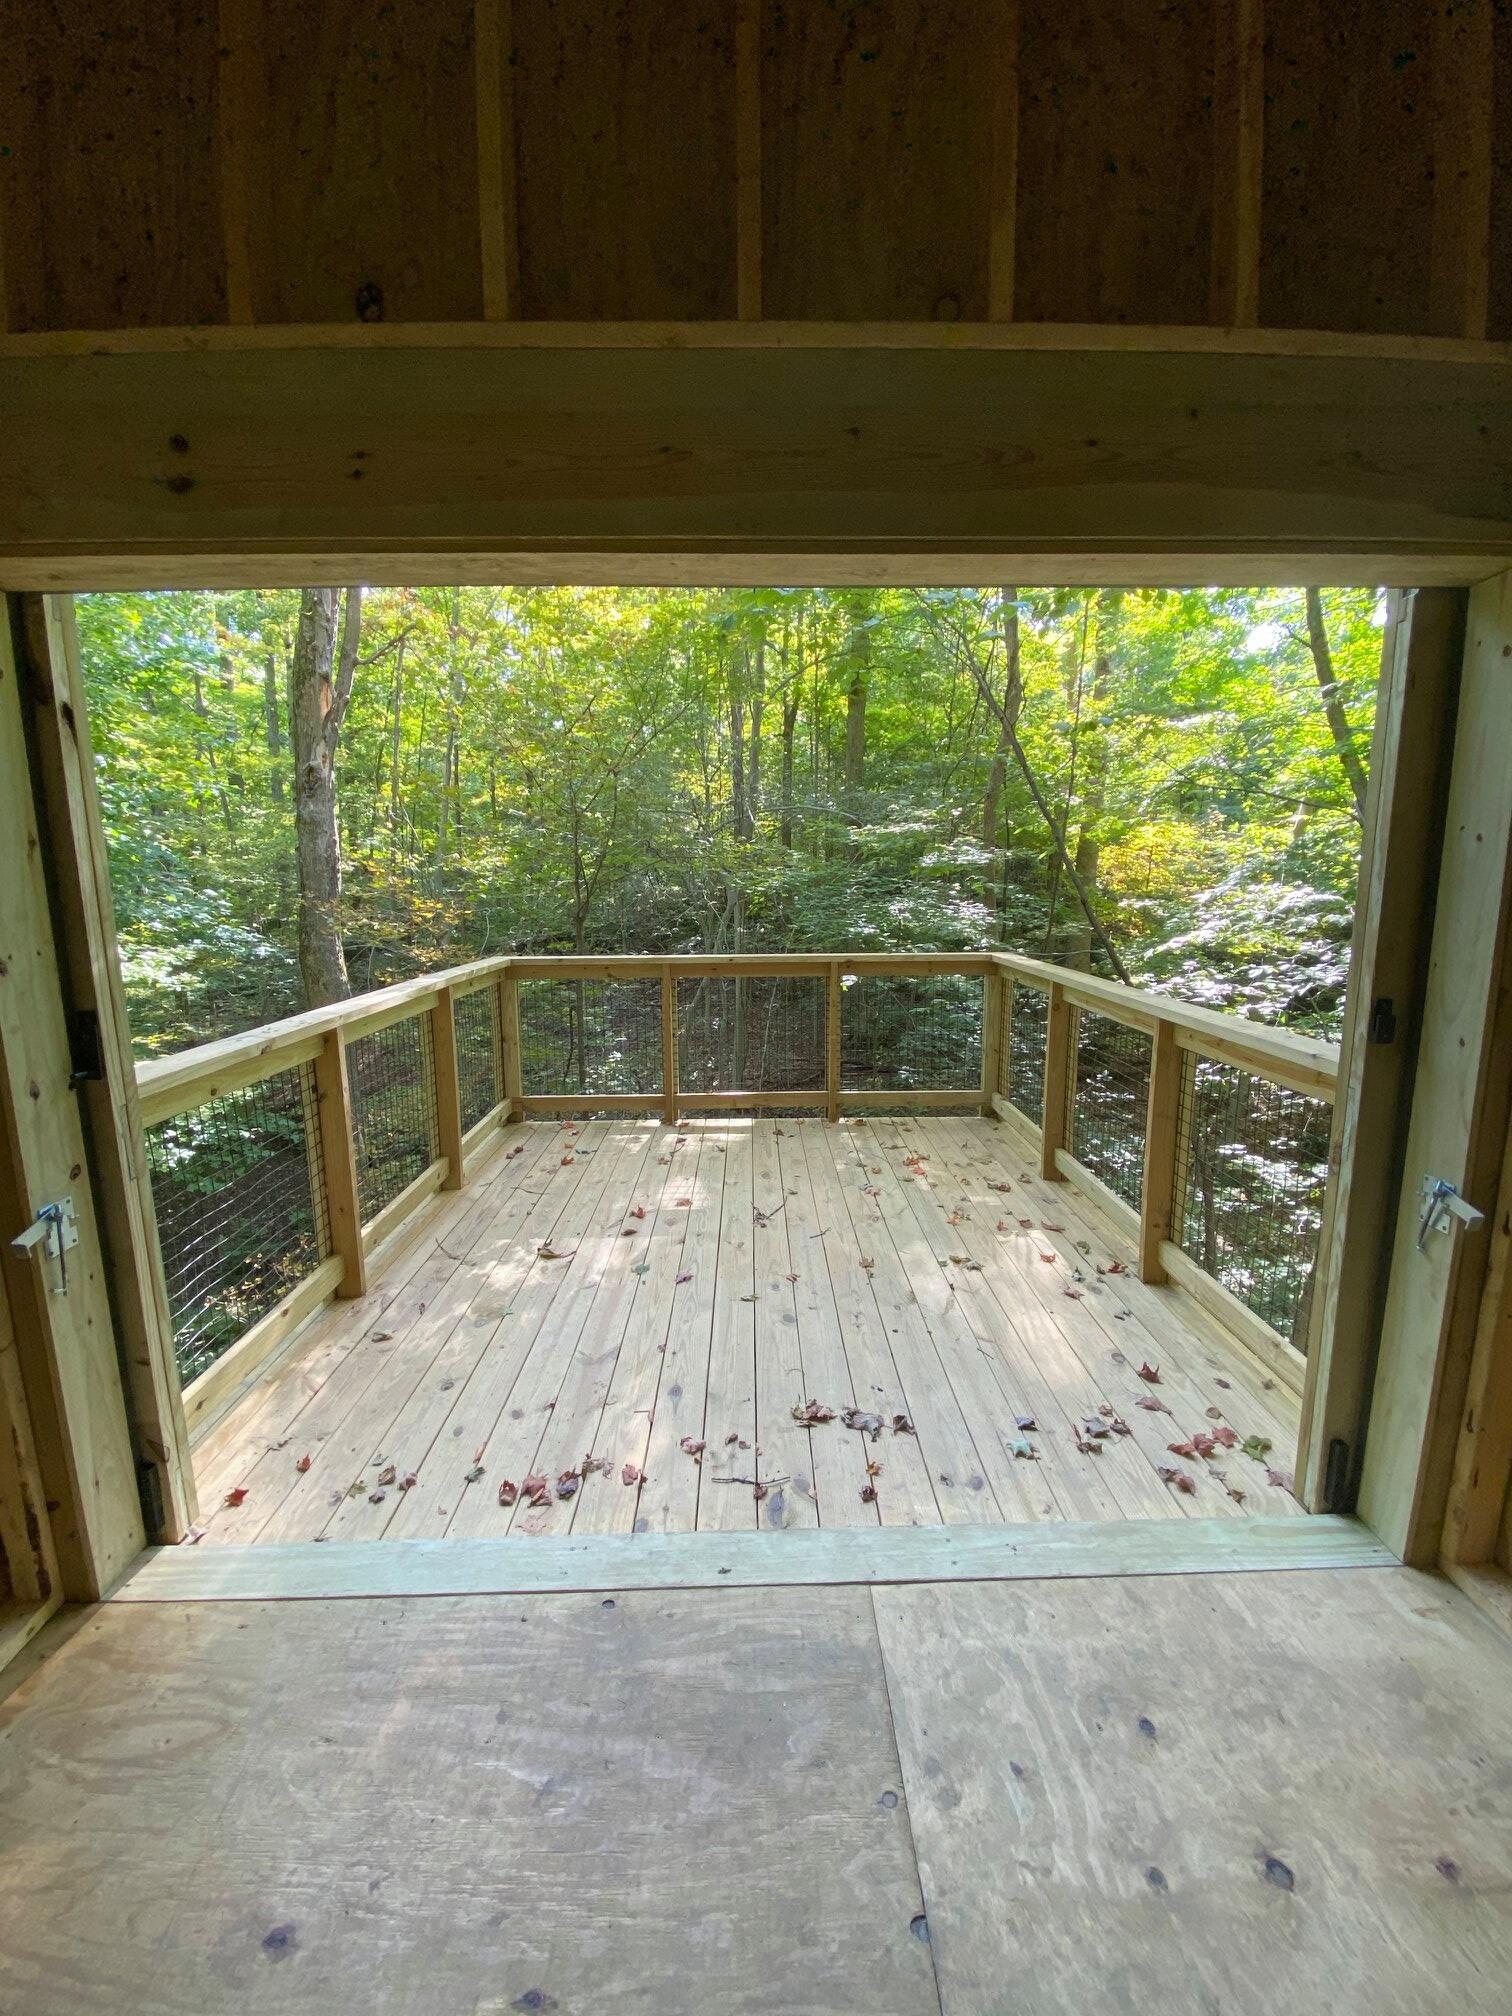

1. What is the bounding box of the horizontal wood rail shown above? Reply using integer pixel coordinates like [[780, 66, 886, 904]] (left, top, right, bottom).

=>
[[137, 948, 1340, 1433]]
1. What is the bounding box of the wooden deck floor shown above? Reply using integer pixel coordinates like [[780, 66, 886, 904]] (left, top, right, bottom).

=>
[[192, 1115, 1302, 1544]]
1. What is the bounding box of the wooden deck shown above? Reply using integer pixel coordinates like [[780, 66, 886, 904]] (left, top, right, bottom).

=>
[[191, 1116, 1302, 1544]]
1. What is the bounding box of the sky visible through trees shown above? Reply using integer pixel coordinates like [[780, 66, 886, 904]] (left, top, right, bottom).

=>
[[77, 584, 1383, 1057]]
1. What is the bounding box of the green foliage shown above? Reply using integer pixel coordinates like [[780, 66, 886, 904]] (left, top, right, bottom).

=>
[[76, 583, 1384, 1054]]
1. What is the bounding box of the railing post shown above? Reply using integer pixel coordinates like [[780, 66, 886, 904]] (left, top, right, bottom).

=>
[[499, 970, 523, 1121], [660, 963, 678, 1125], [431, 984, 465, 1191], [1040, 980, 1070, 1180], [980, 968, 1004, 1118], [1139, 1016, 1181, 1283], [826, 961, 842, 1122], [313, 1028, 366, 1299]]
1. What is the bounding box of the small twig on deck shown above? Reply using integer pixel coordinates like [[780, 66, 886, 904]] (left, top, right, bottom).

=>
[[710, 1474, 791, 1487]]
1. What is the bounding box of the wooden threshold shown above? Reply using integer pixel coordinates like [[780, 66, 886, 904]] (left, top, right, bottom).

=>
[[112, 1514, 1388, 1603]]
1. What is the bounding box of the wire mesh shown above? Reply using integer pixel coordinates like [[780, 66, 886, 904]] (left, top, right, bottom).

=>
[[348, 1014, 438, 1223], [145, 1064, 331, 1385], [840, 973, 981, 1093], [677, 975, 826, 1092], [1175, 1056, 1332, 1346], [517, 978, 662, 1095], [1002, 979, 1049, 1123], [1069, 1010, 1152, 1209], [454, 985, 503, 1131]]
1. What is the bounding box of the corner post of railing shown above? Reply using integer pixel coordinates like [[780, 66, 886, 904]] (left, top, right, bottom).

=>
[[980, 963, 1005, 1117], [1040, 978, 1071, 1180], [660, 963, 679, 1125], [313, 1026, 367, 1299], [499, 968, 524, 1122], [826, 960, 843, 1122], [1139, 1016, 1181, 1283], [431, 983, 465, 1191]]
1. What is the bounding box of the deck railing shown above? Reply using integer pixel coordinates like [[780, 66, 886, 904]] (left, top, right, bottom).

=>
[[134, 950, 1339, 1433]]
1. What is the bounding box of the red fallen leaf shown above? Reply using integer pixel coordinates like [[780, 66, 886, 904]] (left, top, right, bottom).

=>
[[1206, 1405, 1224, 1418], [1266, 1466, 1295, 1491], [997, 1220, 1011, 1232], [368, 1489, 386, 1504], [1157, 1465, 1198, 1495], [1039, 1251, 1057, 1263], [792, 1399, 836, 1424], [1063, 1287, 1083, 1300], [1190, 1431, 1220, 1459], [507, 1144, 525, 1158], [946, 1212, 964, 1226], [1135, 1394, 1170, 1413], [1167, 1439, 1199, 1459], [725, 1431, 740, 1445], [621, 1462, 644, 1487], [224, 1485, 250, 1507], [1211, 1424, 1239, 1448], [630, 1205, 647, 1220], [990, 1180, 1012, 1193], [1074, 1430, 1102, 1455], [862, 1185, 881, 1198], [377, 1464, 397, 1486], [560, 1154, 575, 1165], [522, 1472, 551, 1508], [859, 1256, 875, 1272], [497, 1478, 519, 1507], [1105, 1259, 1127, 1274], [675, 1197, 693, 1208], [1137, 1361, 1162, 1383], [295, 1453, 312, 1473], [1018, 1217, 1033, 1229], [860, 1483, 878, 1504], [1109, 1416, 1131, 1436], [679, 1436, 707, 1459], [785, 1271, 799, 1283], [1041, 1221, 1065, 1233], [891, 1413, 916, 1436], [753, 1481, 768, 1502], [580, 1454, 612, 1478], [1215, 1376, 1231, 1389], [399, 1472, 418, 1491], [555, 1471, 580, 1499]]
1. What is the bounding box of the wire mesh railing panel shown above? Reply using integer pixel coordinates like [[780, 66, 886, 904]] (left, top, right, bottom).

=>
[[145, 1064, 331, 1385], [1175, 1057, 1332, 1346], [677, 975, 827, 1092], [517, 978, 662, 1095], [840, 973, 981, 1093], [1002, 979, 1049, 1123], [348, 1014, 438, 1223], [1069, 1009, 1152, 1209], [454, 986, 503, 1131]]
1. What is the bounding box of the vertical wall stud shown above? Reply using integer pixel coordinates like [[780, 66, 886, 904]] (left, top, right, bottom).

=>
[[314, 1029, 366, 1299], [1040, 981, 1071, 1179], [980, 969, 1005, 1117]]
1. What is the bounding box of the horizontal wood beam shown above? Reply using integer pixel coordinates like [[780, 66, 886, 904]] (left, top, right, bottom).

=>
[[4, 340, 1511, 585]]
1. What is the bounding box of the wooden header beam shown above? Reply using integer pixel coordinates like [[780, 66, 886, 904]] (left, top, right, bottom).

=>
[[1, 337, 1509, 588]]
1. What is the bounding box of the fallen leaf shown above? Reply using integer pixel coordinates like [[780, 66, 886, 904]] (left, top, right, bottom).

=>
[[1157, 1465, 1198, 1495], [860, 1483, 878, 1504], [997, 1220, 1011, 1232], [1211, 1424, 1239, 1448], [675, 1270, 693, 1284], [560, 1154, 575, 1166], [1010, 1436, 1039, 1461], [891, 1412, 916, 1436], [370, 1330, 394, 1342], [1063, 1286, 1084, 1300], [537, 1245, 575, 1262], [464, 1463, 485, 1484], [792, 1397, 836, 1424], [785, 1271, 800, 1283], [1266, 1466, 1295, 1491], [675, 1197, 692, 1208], [859, 1256, 875, 1272], [1167, 1439, 1199, 1459], [679, 1436, 707, 1460], [841, 1407, 884, 1441], [866, 1459, 883, 1477], [581, 1454, 612, 1478], [753, 1481, 768, 1502], [369, 1489, 387, 1504], [1015, 1414, 1037, 1432], [1215, 1376, 1231, 1389], [1242, 1434, 1274, 1461], [1105, 1259, 1126, 1275], [1135, 1394, 1170, 1413], [1074, 1430, 1102, 1455], [1038, 1250, 1057, 1263], [990, 1180, 1012, 1193], [725, 1431, 740, 1445], [1137, 1361, 1162, 1383], [621, 1462, 644, 1486], [377, 1464, 397, 1487], [1041, 1221, 1065, 1233], [399, 1472, 418, 1491], [1017, 1216, 1033, 1229], [295, 1453, 312, 1473], [224, 1485, 249, 1507], [862, 1185, 881, 1198]]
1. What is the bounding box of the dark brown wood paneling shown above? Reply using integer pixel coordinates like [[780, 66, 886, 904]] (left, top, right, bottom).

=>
[[251, 0, 481, 324], [1490, 0, 1512, 340], [1015, 1, 1216, 326], [762, 0, 993, 321], [511, 0, 737, 320], [1262, 1, 1437, 334], [0, 1, 224, 333]]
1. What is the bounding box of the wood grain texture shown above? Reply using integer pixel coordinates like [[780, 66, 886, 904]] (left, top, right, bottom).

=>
[[0, 1588, 937, 2015], [6, 341, 1510, 575], [1016, 0, 1215, 325], [876, 1566, 1512, 2016], [1262, 0, 1438, 335], [0, 0, 225, 333], [249, 0, 481, 323], [762, 0, 991, 320], [512, 0, 737, 319]]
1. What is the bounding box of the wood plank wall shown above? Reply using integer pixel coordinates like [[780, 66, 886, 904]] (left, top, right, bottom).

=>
[[0, 0, 1507, 342]]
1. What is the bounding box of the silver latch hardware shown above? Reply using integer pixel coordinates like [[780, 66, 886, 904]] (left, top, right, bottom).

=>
[[10, 1197, 79, 1292], [1417, 1177, 1485, 1253]]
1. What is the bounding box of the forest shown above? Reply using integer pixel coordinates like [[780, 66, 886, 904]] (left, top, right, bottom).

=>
[[76, 583, 1383, 1058]]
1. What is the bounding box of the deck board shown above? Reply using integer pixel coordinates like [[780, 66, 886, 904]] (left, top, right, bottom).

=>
[[192, 1118, 1302, 1544]]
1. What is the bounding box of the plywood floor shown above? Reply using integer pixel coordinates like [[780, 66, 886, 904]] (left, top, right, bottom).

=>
[[3, 1567, 1510, 2014], [192, 1116, 1301, 1545]]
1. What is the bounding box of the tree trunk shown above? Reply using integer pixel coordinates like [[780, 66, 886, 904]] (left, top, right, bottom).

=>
[[262, 650, 284, 804], [291, 586, 361, 1007], [980, 587, 1021, 921], [843, 617, 868, 802], [1304, 587, 1368, 820]]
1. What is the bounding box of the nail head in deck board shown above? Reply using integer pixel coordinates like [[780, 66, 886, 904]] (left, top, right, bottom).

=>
[[0, 1589, 937, 2016], [874, 1566, 1512, 2015]]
